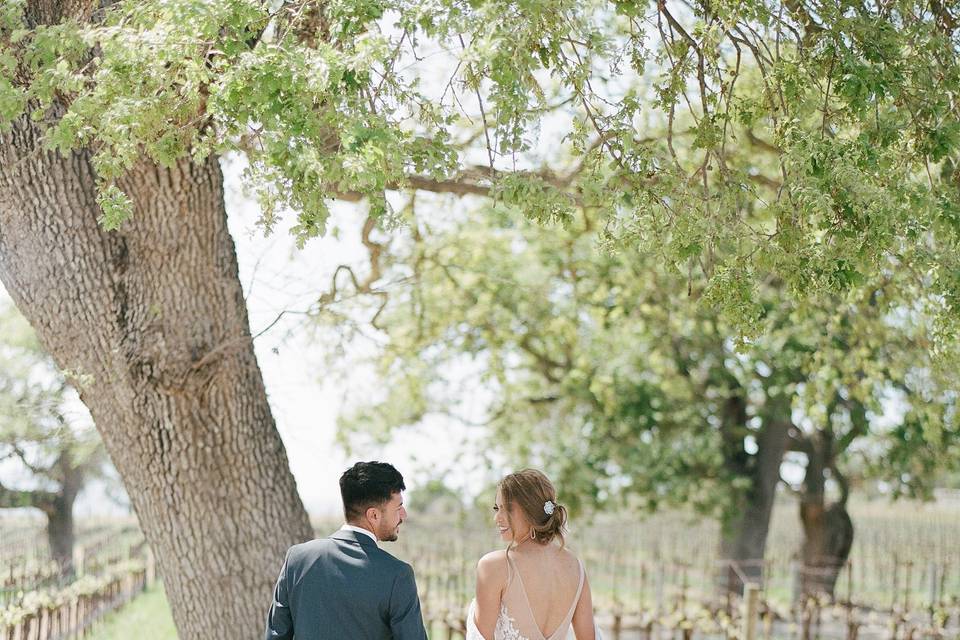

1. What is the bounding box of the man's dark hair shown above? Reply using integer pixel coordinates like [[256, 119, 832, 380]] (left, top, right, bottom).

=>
[[340, 461, 406, 521]]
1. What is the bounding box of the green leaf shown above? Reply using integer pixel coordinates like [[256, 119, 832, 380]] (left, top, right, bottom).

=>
[[96, 184, 133, 231]]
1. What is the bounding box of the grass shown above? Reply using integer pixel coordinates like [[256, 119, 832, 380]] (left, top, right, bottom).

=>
[[85, 584, 177, 640], [79, 585, 454, 639]]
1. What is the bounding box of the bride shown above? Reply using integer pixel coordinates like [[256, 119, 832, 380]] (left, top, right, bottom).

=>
[[466, 469, 602, 640]]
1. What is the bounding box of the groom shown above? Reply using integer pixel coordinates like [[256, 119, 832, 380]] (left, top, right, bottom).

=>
[[263, 461, 429, 640]]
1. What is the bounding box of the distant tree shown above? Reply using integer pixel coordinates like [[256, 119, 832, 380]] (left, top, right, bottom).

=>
[[0, 303, 108, 570], [326, 205, 957, 595], [782, 304, 957, 596], [408, 477, 467, 519]]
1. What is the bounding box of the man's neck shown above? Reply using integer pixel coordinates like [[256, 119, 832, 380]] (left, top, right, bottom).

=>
[[341, 522, 378, 543]]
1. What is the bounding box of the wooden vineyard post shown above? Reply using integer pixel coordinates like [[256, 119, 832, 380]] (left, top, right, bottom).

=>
[[928, 561, 938, 623], [801, 598, 813, 640], [639, 561, 647, 615], [904, 561, 914, 611], [846, 614, 861, 640], [741, 583, 760, 640], [891, 556, 899, 611], [938, 562, 948, 609], [655, 561, 665, 640], [762, 607, 773, 640], [846, 559, 855, 636], [678, 563, 688, 612], [69, 598, 78, 639], [38, 607, 48, 640], [846, 559, 854, 604], [71, 546, 84, 579]]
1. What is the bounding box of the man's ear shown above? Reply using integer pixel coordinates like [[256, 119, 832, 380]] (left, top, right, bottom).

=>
[[365, 505, 381, 524]]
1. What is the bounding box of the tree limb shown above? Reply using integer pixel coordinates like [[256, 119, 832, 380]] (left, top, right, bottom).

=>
[[0, 480, 55, 511], [9, 442, 54, 478], [333, 164, 587, 203]]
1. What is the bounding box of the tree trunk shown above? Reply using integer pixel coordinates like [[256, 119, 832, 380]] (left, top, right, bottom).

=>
[[717, 402, 792, 595], [46, 452, 85, 573], [798, 432, 854, 598], [799, 501, 853, 597], [45, 494, 75, 571], [1, 34, 314, 638], [718, 492, 776, 594]]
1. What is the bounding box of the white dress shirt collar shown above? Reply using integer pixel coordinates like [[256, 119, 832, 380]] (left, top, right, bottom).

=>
[[340, 523, 379, 546]]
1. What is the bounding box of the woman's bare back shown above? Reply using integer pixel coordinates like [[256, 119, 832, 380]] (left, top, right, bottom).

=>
[[506, 545, 583, 637]]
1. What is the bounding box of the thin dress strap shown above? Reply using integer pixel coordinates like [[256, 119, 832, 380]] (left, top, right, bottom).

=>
[[504, 552, 542, 636], [548, 559, 585, 639]]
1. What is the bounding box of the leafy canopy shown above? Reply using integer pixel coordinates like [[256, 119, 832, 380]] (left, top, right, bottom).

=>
[[1, 0, 959, 342]]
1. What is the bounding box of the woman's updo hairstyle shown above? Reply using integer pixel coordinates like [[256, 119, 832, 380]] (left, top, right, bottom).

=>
[[499, 468, 567, 547]]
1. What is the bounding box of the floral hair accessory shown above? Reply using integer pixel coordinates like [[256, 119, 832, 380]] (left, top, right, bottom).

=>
[[543, 500, 556, 515]]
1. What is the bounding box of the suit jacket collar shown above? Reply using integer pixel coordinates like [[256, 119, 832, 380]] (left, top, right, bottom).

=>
[[331, 528, 379, 549]]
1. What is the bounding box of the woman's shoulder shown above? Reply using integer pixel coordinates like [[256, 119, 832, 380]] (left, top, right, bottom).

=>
[[477, 548, 508, 569], [476, 549, 509, 586]]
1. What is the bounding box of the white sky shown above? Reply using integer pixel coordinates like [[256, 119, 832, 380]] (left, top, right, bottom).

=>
[[221, 156, 503, 516]]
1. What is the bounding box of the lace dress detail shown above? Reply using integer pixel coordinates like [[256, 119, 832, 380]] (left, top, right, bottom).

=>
[[493, 603, 526, 640], [466, 600, 529, 640]]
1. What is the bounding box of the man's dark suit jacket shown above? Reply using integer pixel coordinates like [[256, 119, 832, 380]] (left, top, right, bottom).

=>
[[264, 529, 429, 640]]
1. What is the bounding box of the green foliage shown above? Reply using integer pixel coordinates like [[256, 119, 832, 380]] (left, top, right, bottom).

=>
[[492, 173, 575, 226], [0, 560, 146, 627], [0, 0, 957, 343], [323, 203, 958, 517], [95, 185, 133, 231]]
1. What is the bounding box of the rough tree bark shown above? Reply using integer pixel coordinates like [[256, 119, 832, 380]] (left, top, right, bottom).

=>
[[0, 6, 314, 635]]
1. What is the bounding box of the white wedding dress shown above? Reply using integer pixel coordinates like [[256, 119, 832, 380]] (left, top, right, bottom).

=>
[[464, 555, 604, 640]]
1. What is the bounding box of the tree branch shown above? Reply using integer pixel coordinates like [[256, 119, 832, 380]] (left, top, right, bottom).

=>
[[782, 0, 826, 42], [6, 442, 54, 478], [516, 333, 567, 385], [316, 215, 389, 328], [746, 129, 782, 154], [835, 397, 868, 455], [785, 425, 813, 455], [332, 164, 587, 203], [931, 0, 958, 32], [0, 479, 55, 511], [828, 459, 850, 507]]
